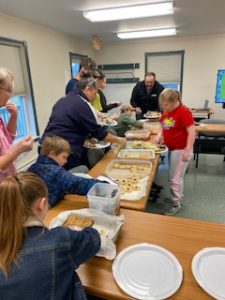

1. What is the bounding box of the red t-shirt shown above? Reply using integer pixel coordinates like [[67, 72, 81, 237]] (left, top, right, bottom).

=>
[[160, 104, 194, 150]]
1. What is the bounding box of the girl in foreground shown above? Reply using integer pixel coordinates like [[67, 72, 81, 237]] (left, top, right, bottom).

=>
[[159, 89, 196, 216], [0, 172, 100, 300], [0, 68, 33, 182]]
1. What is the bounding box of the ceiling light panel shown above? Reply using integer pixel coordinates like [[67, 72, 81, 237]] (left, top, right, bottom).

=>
[[83, 2, 174, 22], [117, 28, 176, 39]]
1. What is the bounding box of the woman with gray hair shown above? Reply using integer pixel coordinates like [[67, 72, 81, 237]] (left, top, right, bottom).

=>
[[0, 67, 33, 181], [40, 77, 126, 171]]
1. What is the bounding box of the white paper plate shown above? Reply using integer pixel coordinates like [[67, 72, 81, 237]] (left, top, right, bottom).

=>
[[139, 119, 151, 122], [112, 243, 183, 300], [100, 120, 117, 126], [143, 113, 161, 119], [84, 141, 110, 149], [192, 247, 225, 300], [155, 145, 168, 154]]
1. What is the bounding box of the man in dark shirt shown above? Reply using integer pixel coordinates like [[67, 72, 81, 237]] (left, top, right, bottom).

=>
[[130, 72, 164, 119]]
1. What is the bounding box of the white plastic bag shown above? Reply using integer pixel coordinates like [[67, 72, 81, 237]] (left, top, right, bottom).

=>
[[49, 208, 124, 260]]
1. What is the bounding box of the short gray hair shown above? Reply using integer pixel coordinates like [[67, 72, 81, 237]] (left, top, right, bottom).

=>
[[77, 78, 98, 90]]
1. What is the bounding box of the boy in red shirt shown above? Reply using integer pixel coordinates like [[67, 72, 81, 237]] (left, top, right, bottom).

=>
[[158, 89, 196, 215]]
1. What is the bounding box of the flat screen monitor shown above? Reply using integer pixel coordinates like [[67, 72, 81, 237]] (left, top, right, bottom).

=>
[[215, 69, 225, 103]]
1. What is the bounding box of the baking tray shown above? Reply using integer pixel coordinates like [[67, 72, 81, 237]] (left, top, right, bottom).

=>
[[124, 129, 150, 140], [104, 159, 152, 201], [117, 148, 155, 160]]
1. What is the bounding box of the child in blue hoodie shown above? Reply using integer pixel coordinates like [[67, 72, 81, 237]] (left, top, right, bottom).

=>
[[28, 135, 100, 206]]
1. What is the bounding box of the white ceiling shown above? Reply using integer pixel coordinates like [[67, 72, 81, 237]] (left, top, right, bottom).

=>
[[1, 0, 225, 42]]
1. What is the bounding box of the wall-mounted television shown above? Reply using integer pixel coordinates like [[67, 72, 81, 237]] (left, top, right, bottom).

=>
[[215, 69, 225, 103]]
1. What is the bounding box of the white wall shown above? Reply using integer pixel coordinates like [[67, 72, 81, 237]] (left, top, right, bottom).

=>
[[0, 12, 93, 168], [94, 34, 225, 119]]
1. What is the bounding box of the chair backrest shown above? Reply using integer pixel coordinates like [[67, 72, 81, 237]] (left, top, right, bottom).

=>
[[199, 119, 225, 136]]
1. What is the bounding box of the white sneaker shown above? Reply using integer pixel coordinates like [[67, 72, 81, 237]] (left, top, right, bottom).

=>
[[164, 204, 182, 216]]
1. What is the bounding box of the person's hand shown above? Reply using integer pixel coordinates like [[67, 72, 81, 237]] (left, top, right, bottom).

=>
[[154, 133, 163, 145], [96, 110, 103, 119], [111, 113, 119, 121], [135, 107, 142, 114], [116, 137, 127, 146], [6, 102, 17, 118], [14, 134, 34, 155], [182, 148, 193, 161]]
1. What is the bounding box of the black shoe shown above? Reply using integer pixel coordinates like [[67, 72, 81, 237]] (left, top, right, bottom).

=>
[[152, 182, 164, 191], [150, 190, 160, 197], [149, 196, 158, 203]]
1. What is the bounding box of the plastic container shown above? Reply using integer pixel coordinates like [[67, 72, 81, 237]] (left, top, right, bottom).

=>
[[117, 149, 155, 160], [124, 129, 150, 140], [87, 183, 120, 215]]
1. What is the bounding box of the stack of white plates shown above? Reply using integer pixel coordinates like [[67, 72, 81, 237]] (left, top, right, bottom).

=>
[[112, 243, 183, 300], [192, 247, 225, 300]]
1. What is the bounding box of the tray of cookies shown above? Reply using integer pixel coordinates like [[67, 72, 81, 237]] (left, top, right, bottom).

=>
[[104, 159, 152, 201], [117, 148, 155, 160]]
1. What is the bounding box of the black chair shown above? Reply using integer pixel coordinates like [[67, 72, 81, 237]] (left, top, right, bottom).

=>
[[194, 119, 225, 168]]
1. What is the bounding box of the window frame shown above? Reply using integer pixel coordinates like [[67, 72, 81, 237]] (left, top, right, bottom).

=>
[[0, 36, 39, 138], [69, 52, 87, 78]]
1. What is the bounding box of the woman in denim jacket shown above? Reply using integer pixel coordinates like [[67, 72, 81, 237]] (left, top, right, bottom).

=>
[[0, 172, 100, 300]]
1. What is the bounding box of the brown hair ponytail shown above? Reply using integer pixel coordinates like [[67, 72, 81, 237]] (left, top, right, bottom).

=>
[[0, 172, 48, 277]]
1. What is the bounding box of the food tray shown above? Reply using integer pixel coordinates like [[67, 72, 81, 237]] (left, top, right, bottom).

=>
[[126, 141, 168, 153], [105, 159, 152, 201], [124, 129, 150, 140], [117, 149, 155, 160], [50, 208, 124, 260]]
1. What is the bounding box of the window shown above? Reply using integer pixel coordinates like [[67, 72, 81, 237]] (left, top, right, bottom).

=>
[[69, 52, 87, 77], [0, 37, 39, 140], [145, 51, 184, 91]]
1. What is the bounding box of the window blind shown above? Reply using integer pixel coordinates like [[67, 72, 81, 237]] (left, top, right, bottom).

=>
[[146, 52, 183, 83], [0, 43, 26, 95]]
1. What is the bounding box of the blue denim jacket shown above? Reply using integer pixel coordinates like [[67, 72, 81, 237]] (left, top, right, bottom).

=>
[[0, 221, 100, 300]]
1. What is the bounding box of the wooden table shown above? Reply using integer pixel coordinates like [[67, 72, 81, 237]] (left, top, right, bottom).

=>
[[63, 148, 160, 212], [45, 208, 225, 300], [195, 123, 225, 134]]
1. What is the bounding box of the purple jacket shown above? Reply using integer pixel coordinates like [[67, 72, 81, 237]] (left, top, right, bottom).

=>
[[40, 91, 108, 168]]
